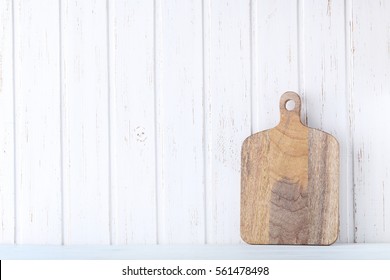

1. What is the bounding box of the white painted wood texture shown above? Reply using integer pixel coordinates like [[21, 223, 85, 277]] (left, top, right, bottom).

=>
[[61, 0, 110, 244], [14, 0, 62, 244], [108, 0, 157, 245], [348, 0, 390, 242], [205, 0, 251, 244], [156, 0, 205, 244], [0, 0, 14, 244], [253, 0, 299, 132], [0, 0, 389, 244]]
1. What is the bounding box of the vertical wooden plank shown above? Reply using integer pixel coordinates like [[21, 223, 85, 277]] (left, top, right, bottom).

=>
[[61, 0, 110, 244], [250, 0, 258, 135], [349, 0, 390, 242], [109, 0, 157, 244], [301, 0, 354, 242], [254, 0, 299, 132], [0, 0, 14, 244], [205, 0, 251, 243], [14, 0, 61, 244], [155, 0, 205, 243]]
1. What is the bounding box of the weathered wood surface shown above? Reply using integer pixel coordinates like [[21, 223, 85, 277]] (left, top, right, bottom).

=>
[[1, 0, 390, 245], [0, 0, 15, 244], [241, 92, 339, 245]]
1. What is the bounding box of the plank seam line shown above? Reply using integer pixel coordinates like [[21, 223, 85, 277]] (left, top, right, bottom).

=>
[[11, 0, 17, 245], [249, 0, 259, 134], [153, 0, 160, 245], [249, 0, 253, 134], [201, 0, 208, 244], [58, 0, 65, 246], [297, 0, 306, 124], [344, 0, 356, 243], [105, 0, 113, 245]]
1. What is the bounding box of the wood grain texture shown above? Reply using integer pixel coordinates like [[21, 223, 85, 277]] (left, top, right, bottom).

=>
[[349, 0, 390, 242], [241, 92, 339, 245], [61, 0, 110, 244], [108, 0, 157, 245], [301, 0, 353, 243], [14, 0, 62, 244], [0, 0, 14, 243], [155, 0, 205, 244], [1, 0, 390, 245], [252, 0, 299, 133], [204, 0, 251, 243]]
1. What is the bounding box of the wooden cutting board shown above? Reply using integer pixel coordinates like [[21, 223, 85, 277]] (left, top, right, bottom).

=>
[[240, 92, 339, 245]]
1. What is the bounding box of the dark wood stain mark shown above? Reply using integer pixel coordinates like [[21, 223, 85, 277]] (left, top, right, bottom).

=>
[[269, 180, 309, 244]]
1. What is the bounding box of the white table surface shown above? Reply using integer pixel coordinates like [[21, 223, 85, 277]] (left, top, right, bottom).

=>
[[0, 244, 389, 260]]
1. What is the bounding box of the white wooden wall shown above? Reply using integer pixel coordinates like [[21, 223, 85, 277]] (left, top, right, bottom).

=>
[[0, 0, 389, 244]]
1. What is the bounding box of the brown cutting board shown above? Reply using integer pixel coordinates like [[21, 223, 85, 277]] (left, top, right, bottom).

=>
[[240, 92, 339, 245]]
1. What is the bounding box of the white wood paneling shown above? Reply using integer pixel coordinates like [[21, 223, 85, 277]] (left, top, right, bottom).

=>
[[61, 0, 110, 244], [0, 0, 14, 244], [205, 0, 251, 243], [253, 0, 299, 133], [108, 0, 157, 244], [301, 0, 353, 242], [1, 0, 390, 244], [155, 0, 205, 244], [14, 0, 62, 244], [349, 0, 390, 242]]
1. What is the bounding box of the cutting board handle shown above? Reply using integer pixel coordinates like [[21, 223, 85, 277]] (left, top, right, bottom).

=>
[[279, 91, 302, 125]]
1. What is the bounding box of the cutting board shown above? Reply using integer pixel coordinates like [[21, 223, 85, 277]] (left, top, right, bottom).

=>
[[240, 92, 339, 245]]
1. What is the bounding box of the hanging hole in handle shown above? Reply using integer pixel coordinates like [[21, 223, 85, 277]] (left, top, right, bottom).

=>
[[285, 99, 295, 111]]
